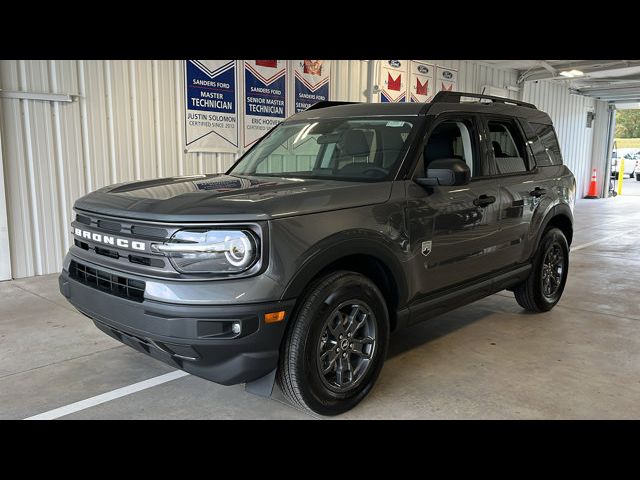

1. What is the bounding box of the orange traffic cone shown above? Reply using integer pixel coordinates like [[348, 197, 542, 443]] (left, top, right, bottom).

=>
[[585, 169, 598, 199]]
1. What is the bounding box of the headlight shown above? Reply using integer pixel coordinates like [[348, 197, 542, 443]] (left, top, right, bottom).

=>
[[151, 229, 258, 274]]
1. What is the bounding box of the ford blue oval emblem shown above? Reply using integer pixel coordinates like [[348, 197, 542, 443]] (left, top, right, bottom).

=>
[[389, 60, 401, 68], [417, 65, 429, 74], [443, 71, 453, 79]]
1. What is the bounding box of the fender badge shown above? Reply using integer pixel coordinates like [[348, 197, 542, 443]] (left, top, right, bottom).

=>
[[421, 240, 432, 256]]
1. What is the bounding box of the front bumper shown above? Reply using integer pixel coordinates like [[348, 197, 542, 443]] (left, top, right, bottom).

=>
[[59, 268, 295, 385]]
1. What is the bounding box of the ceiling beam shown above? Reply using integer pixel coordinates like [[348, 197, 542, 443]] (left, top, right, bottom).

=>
[[519, 60, 640, 83]]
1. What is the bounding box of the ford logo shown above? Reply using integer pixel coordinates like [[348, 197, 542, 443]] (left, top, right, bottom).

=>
[[443, 71, 453, 79], [417, 65, 429, 74], [388, 60, 401, 68]]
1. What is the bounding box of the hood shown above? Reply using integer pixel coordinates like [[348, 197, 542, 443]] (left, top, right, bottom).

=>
[[74, 174, 392, 222]]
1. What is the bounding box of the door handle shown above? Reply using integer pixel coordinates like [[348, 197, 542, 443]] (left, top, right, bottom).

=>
[[473, 194, 496, 207], [530, 187, 547, 197]]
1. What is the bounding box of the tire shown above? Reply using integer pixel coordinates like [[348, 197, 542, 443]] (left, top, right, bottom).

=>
[[514, 227, 569, 312], [277, 270, 389, 416]]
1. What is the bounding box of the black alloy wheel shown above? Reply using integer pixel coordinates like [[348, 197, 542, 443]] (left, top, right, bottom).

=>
[[317, 301, 377, 392], [514, 227, 569, 312], [541, 242, 565, 300]]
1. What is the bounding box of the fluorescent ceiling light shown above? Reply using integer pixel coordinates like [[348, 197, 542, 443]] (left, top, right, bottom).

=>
[[559, 69, 585, 78]]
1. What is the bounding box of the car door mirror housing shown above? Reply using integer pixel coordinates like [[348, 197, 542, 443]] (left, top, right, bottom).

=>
[[415, 158, 471, 187]]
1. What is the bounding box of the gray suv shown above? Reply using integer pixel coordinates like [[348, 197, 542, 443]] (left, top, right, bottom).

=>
[[59, 91, 576, 415]]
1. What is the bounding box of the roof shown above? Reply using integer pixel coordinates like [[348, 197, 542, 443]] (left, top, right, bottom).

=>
[[287, 97, 553, 125], [290, 102, 425, 121]]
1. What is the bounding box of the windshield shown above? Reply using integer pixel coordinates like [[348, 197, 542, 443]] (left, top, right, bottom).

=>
[[228, 117, 416, 182]]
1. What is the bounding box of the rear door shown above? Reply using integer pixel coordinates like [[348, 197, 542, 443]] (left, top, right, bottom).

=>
[[405, 114, 506, 297], [482, 116, 556, 267]]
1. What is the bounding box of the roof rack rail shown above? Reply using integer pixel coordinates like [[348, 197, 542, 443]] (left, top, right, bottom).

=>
[[305, 101, 360, 111], [431, 91, 537, 110]]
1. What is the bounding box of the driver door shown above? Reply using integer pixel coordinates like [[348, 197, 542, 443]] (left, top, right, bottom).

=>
[[405, 114, 505, 299]]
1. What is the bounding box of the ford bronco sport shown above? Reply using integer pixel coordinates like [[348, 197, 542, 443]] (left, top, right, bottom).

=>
[[59, 91, 576, 415]]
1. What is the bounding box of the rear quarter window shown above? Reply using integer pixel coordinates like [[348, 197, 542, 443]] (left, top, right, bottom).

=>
[[524, 121, 563, 166]]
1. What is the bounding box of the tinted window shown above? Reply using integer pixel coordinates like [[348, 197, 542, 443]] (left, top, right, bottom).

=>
[[423, 120, 477, 176], [488, 121, 529, 174], [528, 122, 563, 166], [229, 117, 415, 182]]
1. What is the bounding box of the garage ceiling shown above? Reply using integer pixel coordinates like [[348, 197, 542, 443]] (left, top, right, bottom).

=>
[[481, 60, 640, 104]]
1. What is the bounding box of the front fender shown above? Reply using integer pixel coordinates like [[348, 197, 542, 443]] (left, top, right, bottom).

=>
[[280, 229, 409, 307]]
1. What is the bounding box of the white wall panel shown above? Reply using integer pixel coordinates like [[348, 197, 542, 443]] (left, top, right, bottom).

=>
[[331, 60, 370, 102], [522, 80, 598, 198], [423, 60, 520, 99], [0, 123, 11, 280]]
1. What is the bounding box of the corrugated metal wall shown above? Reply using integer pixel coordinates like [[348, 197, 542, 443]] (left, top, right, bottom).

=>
[[423, 60, 520, 99], [331, 60, 370, 102], [0, 59, 538, 279], [522, 79, 600, 198], [0, 126, 10, 280]]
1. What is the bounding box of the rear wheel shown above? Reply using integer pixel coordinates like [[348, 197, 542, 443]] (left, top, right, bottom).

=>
[[514, 227, 569, 312], [277, 271, 389, 416]]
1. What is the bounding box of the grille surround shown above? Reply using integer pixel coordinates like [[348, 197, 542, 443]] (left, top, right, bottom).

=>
[[71, 210, 267, 281], [69, 260, 145, 302]]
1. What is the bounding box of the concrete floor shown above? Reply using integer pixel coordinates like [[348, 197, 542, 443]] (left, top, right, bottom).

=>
[[1, 192, 640, 419]]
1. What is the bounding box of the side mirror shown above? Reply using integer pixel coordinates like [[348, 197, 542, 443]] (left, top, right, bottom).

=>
[[415, 158, 471, 187]]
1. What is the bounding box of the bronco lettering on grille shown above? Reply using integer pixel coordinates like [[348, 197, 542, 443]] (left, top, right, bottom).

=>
[[74, 227, 146, 251]]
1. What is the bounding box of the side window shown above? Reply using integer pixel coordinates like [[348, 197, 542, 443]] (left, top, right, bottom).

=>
[[487, 120, 529, 174], [423, 119, 477, 177], [529, 122, 563, 166]]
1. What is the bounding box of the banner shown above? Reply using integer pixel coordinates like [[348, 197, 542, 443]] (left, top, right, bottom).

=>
[[184, 60, 239, 152], [379, 60, 407, 103], [436, 66, 458, 92], [294, 60, 330, 112], [243, 60, 287, 148], [409, 61, 435, 102]]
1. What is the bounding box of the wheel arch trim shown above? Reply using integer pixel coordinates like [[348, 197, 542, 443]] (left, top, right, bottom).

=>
[[533, 203, 574, 250], [280, 236, 409, 308]]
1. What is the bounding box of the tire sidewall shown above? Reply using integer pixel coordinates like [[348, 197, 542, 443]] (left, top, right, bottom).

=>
[[534, 228, 569, 310], [294, 272, 389, 415]]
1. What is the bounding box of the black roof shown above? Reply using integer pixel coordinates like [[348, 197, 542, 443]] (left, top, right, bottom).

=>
[[291, 102, 424, 121], [288, 93, 553, 125]]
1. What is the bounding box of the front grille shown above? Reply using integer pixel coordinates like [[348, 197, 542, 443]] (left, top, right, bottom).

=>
[[97, 219, 122, 232], [72, 211, 176, 276], [69, 260, 145, 302], [131, 225, 168, 239]]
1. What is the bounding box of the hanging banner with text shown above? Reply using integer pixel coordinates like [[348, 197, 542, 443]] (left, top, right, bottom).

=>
[[184, 60, 239, 153], [294, 60, 330, 112], [379, 60, 407, 103], [436, 66, 458, 92], [409, 61, 435, 102], [243, 60, 287, 148]]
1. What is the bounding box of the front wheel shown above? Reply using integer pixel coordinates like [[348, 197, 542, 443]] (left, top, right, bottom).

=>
[[277, 271, 389, 416], [514, 227, 569, 312]]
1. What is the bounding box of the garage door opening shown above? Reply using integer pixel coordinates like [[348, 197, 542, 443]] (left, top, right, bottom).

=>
[[612, 107, 640, 196]]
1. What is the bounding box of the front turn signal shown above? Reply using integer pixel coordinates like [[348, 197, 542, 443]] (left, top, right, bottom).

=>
[[264, 311, 286, 323]]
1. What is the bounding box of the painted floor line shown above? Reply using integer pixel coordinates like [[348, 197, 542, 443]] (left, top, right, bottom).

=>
[[571, 229, 637, 252], [24, 370, 190, 420]]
